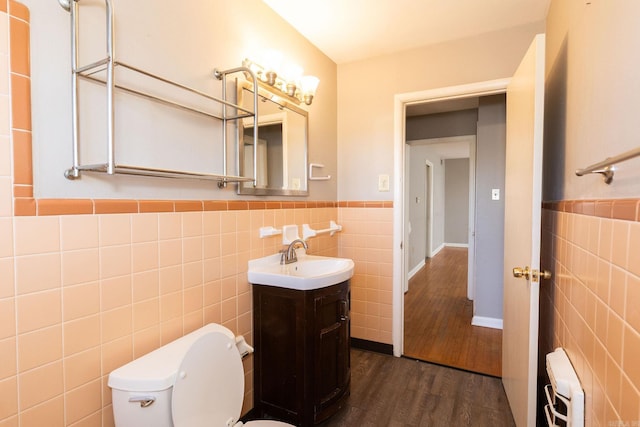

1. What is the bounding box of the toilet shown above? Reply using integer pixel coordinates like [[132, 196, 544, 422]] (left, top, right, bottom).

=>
[[108, 323, 293, 427]]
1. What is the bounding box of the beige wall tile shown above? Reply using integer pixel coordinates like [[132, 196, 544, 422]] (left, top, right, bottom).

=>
[[18, 361, 63, 410], [16, 290, 60, 334], [203, 211, 220, 235], [99, 245, 131, 279], [160, 291, 182, 321], [133, 299, 159, 332], [101, 336, 133, 375], [64, 347, 101, 391], [182, 237, 202, 263], [628, 222, 640, 278], [0, 377, 17, 420], [182, 212, 203, 237], [60, 215, 98, 251], [0, 297, 14, 340], [17, 325, 61, 372], [158, 213, 181, 240], [18, 396, 64, 427], [99, 215, 131, 247], [13, 216, 59, 256], [183, 261, 203, 288], [101, 306, 132, 343], [159, 265, 181, 295], [0, 218, 12, 257], [100, 276, 131, 311], [133, 325, 160, 358], [65, 379, 101, 425], [0, 258, 14, 299], [14, 253, 61, 295], [63, 315, 100, 357], [63, 282, 99, 322], [611, 221, 629, 269], [159, 239, 181, 267], [0, 337, 15, 380], [131, 213, 158, 243], [62, 249, 99, 287], [132, 270, 159, 303], [131, 242, 158, 273]]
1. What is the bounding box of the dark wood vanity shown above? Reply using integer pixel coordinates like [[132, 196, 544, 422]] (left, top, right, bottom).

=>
[[252, 280, 351, 426]]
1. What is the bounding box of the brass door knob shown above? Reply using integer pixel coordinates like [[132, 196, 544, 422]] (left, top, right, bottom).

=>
[[512, 266, 552, 282], [513, 266, 531, 280]]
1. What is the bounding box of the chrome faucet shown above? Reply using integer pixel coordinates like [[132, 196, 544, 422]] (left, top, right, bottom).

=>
[[280, 239, 308, 265]]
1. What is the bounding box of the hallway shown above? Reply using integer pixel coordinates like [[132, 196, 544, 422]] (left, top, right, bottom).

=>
[[403, 247, 502, 377]]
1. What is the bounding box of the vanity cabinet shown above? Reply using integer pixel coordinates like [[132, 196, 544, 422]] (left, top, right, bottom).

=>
[[252, 280, 350, 427]]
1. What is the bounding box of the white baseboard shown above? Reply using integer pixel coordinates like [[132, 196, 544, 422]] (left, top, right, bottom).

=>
[[472, 316, 503, 330], [408, 259, 426, 280], [445, 242, 469, 248], [430, 243, 445, 257]]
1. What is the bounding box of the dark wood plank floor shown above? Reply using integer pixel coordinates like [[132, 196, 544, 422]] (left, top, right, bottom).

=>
[[319, 349, 515, 426], [403, 247, 502, 377]]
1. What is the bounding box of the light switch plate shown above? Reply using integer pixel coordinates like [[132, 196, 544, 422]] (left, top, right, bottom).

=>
[[378, 174, 390, 192]]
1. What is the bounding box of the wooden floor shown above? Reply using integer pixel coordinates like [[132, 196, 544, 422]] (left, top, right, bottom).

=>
[[403, 247, 503, 377], [319, 349, 515, 426]]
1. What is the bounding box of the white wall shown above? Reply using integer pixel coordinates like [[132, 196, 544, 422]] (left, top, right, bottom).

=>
[[24, 0, 337, 200], [337, 21, 545, 201]]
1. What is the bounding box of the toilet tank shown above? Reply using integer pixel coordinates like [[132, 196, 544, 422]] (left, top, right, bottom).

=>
[[108, 324, 234, 427]]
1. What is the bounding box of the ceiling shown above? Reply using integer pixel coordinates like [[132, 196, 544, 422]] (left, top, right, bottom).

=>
[[263, 0, 550, 64]]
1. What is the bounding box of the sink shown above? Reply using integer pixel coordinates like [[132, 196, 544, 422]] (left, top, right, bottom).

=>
[[248, 250, 354, 290]]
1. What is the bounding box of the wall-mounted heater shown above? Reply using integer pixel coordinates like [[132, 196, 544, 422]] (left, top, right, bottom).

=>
[[544, 348, 585, 427]]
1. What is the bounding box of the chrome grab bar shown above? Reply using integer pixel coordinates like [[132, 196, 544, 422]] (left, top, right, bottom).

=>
[[575, 146, 640, 184]]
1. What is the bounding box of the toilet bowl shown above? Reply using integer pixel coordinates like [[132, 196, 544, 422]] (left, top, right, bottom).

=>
[[108, 323, 293, 427]]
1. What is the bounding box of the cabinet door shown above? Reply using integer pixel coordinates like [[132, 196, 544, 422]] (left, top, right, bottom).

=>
[[313, 282, 350, 422], [253, 287, 305, 420]]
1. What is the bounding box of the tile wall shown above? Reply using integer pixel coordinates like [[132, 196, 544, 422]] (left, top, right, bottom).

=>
[[540, 201, 640, 427], [0, 2, 393, 426], [339, 205, 394, 344]]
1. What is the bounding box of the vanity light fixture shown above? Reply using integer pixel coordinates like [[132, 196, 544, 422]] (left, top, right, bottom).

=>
[[243, 56, 319, 106]]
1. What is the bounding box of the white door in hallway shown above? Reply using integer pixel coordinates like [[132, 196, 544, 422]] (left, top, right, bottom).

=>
[[502, 34, 545, 427]]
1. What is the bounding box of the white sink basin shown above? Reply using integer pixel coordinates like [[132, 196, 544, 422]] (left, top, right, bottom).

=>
[[248, 250, 354, 290]]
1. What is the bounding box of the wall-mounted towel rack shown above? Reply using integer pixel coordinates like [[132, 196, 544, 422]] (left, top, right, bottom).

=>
[[303, 221, 342, 240], [575, 146, 640, 184], [58, 0, 258, 188]]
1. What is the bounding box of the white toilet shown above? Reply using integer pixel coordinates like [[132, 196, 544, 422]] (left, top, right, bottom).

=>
[[108, 323, 293, 427]]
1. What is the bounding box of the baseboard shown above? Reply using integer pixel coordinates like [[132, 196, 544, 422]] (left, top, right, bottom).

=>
[[430, 243, 445, 257], [471, 316, 503, 330], [445, 242, 469, 248], [351, 338, 394, 355], [408, 259, 425, 280]]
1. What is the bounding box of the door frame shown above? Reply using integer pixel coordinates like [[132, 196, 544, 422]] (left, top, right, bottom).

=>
[[392, 78, 511, 357]]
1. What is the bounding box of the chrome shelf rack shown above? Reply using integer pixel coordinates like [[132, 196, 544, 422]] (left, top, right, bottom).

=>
[[58, 0, 259, 188]]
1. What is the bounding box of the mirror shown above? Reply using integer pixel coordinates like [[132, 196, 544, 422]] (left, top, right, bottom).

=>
[[237, 80, 309, 196]]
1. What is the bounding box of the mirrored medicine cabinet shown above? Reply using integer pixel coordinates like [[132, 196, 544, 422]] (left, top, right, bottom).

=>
[[236, 80, 309, 196]]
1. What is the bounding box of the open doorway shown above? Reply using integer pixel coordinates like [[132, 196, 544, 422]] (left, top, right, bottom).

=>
[[399, 93, 507, 377]]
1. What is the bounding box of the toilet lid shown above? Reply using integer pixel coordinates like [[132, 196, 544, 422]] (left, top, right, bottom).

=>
[[171, 330, 244, 427]]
